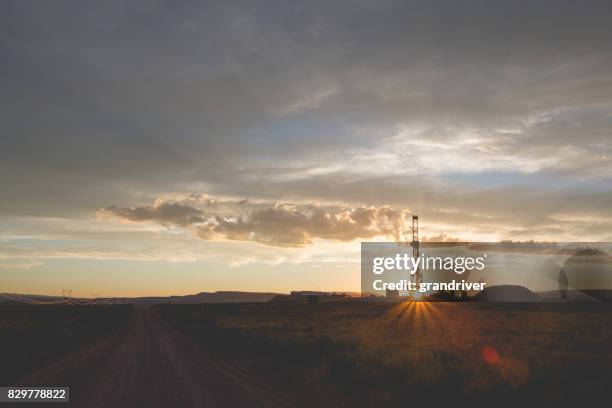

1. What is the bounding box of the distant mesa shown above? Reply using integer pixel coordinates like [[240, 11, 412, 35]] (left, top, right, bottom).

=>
[[0, 291, 280, 306], [557, 247, 610, 257], [0, 297, 22, 306], [0, 290, 357, 306], [0, 293, 84, 305], [124, 291, 280, 305], [473, 285, 540, 302], [173, 291, 279, 304]]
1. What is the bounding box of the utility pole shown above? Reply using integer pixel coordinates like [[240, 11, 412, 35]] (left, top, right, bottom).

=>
[[411, 216, 422, 289], [61, 289, 72, 301]]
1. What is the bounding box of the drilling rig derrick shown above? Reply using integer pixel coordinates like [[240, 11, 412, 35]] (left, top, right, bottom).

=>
[[411, 215, 422, 288]]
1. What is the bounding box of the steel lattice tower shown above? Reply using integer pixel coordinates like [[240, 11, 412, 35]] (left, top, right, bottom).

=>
[[411, 215, 422, 288]]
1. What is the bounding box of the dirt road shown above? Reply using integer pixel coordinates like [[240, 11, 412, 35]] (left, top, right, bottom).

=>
[[20, 308, 293, 408]]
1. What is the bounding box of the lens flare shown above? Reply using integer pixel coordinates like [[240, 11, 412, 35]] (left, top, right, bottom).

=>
[[482, 346, 500, 365]]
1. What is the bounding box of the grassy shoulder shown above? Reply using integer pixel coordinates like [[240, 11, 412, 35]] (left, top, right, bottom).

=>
[[0, 304, 133, 385]]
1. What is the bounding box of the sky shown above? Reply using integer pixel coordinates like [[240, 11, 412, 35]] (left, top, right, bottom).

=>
[[2, 0, 612, 297]]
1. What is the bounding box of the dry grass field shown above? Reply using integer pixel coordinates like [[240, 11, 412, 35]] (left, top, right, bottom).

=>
[[1, 302, 609, 407], [0, 304, 133, 385], [158, 301, 612, 407]]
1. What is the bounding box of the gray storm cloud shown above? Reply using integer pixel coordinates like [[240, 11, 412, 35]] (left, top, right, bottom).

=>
[[99, 199, 409, 247], [2, 0, 612, 241], [98, 202, 205, 227]]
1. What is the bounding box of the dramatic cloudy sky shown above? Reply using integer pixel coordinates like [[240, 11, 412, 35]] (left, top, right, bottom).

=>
[[2, 0, 612, 296]]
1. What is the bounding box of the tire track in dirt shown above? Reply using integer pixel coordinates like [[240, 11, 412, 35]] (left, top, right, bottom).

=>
[[20, 307, 293, 408]]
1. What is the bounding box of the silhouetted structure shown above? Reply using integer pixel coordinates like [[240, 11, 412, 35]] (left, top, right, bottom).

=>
[[385, 288, 399, 297]]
